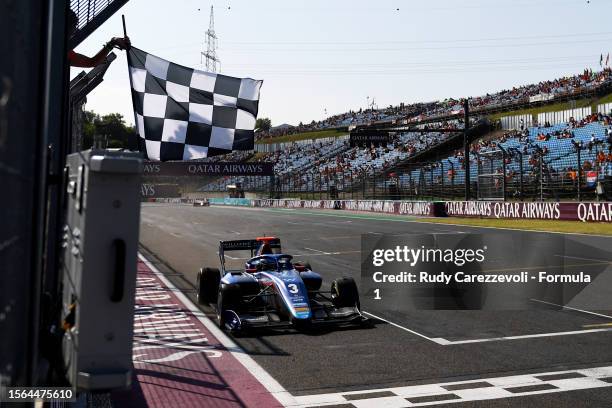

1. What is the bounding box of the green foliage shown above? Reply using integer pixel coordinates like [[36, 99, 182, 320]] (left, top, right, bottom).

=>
[[596, 92, 612, 105], [81, 110, 135, 149], [255, 117, 272, 132]]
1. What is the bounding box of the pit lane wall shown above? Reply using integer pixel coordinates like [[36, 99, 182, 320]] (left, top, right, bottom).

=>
[[144, 198, 612, 222]]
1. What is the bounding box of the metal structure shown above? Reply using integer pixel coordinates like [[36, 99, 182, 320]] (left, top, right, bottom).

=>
[[69, 52, 117, 152], [202, 5, 220, 72], [62, 150, 142, 391], [476, 149, 506, 201], [69, 0, 130, 49], [237, 144, 609, 202], [1, 0, 132, 393]]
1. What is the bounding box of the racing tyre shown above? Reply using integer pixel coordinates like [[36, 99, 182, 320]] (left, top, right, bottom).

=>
[[217, 284, 241, 330], [331, 277, 360, 309], [197, 267, 220, 305], [294, 261, 312, 271]]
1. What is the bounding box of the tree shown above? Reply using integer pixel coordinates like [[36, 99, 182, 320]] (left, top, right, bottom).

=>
[[255, 117, 272, 132], [81, 110, 136, 149]]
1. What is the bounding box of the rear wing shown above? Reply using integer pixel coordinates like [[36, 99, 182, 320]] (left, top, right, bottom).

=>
[[218, 238, 281, 271]]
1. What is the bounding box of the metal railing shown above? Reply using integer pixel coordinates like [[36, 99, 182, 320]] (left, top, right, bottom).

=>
[[69, 0, 129, 48], [191, 141, 612, 202]]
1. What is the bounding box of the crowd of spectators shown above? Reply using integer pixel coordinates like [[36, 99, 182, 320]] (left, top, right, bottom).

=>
[[423, 110, 612, 194], [256, 67, 612, 143]]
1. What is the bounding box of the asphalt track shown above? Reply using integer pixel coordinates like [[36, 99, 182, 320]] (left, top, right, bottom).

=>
[[139, 203, 612, 407]]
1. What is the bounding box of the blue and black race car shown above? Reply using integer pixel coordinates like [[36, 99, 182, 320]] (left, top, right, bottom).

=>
[[196, 237, 365, 332]]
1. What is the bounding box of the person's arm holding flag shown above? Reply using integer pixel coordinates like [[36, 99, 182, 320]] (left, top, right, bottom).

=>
[[66, 9, 130, 68], [68, 37, 131, 68]]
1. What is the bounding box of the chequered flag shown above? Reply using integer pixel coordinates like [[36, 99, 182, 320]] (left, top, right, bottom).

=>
[[128, 47, 263, 161]]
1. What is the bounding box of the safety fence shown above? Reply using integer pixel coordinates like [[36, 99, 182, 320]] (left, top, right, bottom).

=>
[[265, 143, 612, 202], [196, 198, 612, 222], [189, 145, 612, 203]]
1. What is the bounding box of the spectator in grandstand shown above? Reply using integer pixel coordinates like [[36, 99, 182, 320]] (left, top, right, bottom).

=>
[[597, 150, 606, 165], [568, 167, 578, 184]]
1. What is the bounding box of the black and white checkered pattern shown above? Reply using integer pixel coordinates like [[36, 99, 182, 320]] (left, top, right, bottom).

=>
[[128, 47, 262, 161]]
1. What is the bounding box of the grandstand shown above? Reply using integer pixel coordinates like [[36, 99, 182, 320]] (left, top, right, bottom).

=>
[[392, 116, 611, 201], [256, 67, 612, 142], [176, 67, 612, 202]]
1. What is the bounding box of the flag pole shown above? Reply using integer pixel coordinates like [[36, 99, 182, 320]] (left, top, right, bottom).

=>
[[121, 15, 141, 155], [122, 14, 128, 37]]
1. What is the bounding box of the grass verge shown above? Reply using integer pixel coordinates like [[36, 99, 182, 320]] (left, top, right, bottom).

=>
[[414, 217, 612, 235], [488, 91, 612, 122], [266, 207, 612, 235]]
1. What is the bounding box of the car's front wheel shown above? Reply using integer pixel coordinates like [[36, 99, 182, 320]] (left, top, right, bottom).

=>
[[197, 267, 220, 305], [217, 284, 241, 330], [331, 277, 360, 309]]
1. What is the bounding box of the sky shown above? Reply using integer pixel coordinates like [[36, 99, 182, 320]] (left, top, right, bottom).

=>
[[73, 0, 612, 127]]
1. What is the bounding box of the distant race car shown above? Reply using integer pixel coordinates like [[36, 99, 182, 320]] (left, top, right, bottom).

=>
[[192, 199, 210, 207], [196, 237, 365, 332]]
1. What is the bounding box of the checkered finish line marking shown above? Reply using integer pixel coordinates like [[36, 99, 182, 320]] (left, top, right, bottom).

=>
[[128, 47, 262, 161], [291, 366, 612, 407]]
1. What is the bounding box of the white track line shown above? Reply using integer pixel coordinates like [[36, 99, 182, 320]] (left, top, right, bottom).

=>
[[303, 247, 329, 254], [263, 208, 612, 238], [554, 254, 612, 263], [363, 309, 612, 346], [432, 328, 612, 345], [138, 253, 298, 407], [361, 311, 446, 345], [530, 298, 612, 320]]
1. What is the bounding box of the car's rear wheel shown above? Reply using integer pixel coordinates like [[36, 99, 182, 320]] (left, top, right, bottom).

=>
[[331, 277, 360, 309], [294, 261, 312, 271], [197, 267, 220, 305]]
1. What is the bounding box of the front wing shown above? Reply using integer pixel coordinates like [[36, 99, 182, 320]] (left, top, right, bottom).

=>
[[220, 295, 366, 331]]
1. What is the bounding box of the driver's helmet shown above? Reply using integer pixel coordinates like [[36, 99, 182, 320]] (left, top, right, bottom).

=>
[[257, 257, 277, 272], [259, 243, 273, 255]]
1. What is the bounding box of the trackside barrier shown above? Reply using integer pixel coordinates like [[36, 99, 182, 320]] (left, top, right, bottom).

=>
[[208, 197, 252, 206], [146, 197, 612, 222], [251, 199, 439, 216], [248, 199, 612, 222], [144, 197, 196, 204]]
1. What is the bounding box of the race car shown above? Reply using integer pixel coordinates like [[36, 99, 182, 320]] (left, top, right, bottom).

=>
[[192, 199, 210, 207], [196, 237, 365, 332]]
